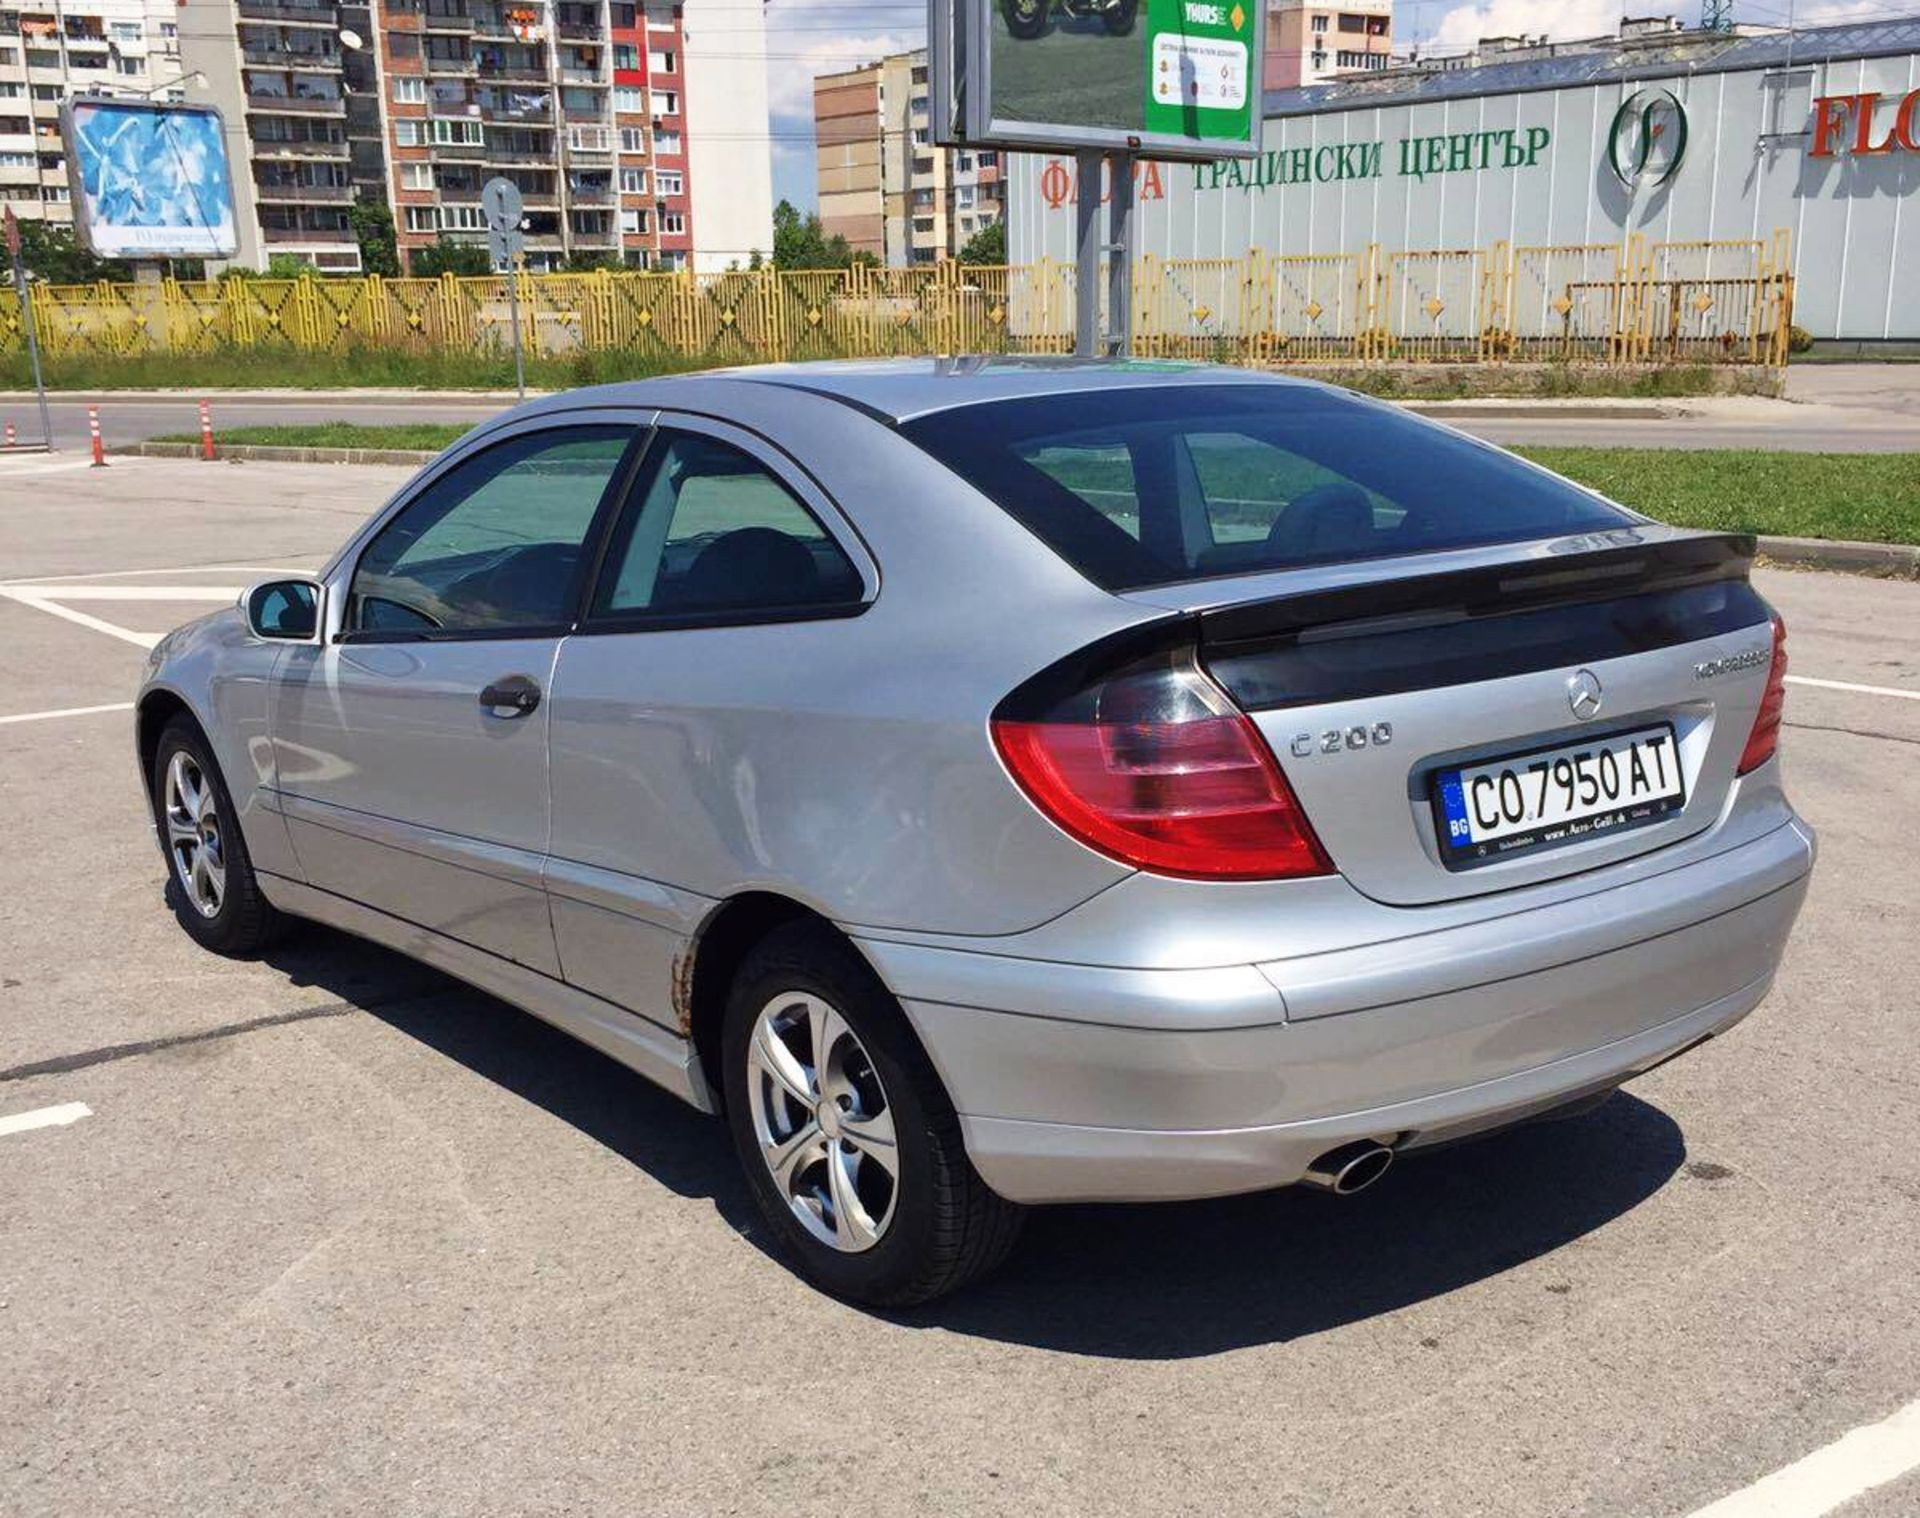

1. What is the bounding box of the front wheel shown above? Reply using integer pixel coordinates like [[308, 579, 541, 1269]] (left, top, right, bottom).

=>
[[151, 714, 288, 957], [721, 922, 1022, 1306], [1002, 0, 1048, 40], [1101, 0, 1138, 33]]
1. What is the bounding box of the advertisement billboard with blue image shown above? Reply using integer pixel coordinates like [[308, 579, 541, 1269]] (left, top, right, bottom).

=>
[[61, 99, 239, 260]]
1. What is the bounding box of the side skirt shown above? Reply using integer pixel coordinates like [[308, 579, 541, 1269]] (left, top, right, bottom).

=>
[[260, 871, 716, 1116]]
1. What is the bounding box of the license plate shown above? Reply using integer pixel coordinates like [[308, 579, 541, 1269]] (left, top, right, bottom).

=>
[[1432, 724, 1685, 869]]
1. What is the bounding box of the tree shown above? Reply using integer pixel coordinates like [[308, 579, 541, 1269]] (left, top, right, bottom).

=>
[[957, 219, 1006, 267], [411, 237, 491, 277], [11, 221, 131, 284], [770, 198, 872, 270], [350, 195, 399, 278]]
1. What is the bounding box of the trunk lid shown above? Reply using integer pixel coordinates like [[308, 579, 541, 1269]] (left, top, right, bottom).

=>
[[1138, 529, 1777, 906]]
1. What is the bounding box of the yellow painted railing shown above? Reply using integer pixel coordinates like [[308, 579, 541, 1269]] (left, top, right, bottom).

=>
[[0, 235, 1794, 368]]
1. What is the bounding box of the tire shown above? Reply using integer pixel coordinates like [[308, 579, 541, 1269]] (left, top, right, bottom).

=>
[[1101, 0, 1138, 34], [150, 713, 289, 957], [721, 921, 1023, 1306], [1002, 0, 1048, 40]]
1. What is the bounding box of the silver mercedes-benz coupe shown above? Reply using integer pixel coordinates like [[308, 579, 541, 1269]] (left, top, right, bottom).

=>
[[137, 360, 1814, 1304]]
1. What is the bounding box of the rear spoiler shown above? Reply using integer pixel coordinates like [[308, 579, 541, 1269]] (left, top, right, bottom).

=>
[[1199, 532, 1758, 651], [1194, 532, 1767, 714]]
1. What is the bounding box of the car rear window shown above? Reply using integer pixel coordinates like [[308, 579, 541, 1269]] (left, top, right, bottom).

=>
[[896, 384, 1635, 592]]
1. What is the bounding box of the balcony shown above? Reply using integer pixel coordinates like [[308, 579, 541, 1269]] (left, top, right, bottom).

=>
[[425, 53, 478, 76], [423, 9, 474, 32], [262, 225, 354, 243], [567, 187, 611, 205], [258, 137, 352, 159], [255, 180, 354, 203], [237, 0, 340, 24], [557, 20, 598, 40], [247, 92, 346, 115], [560, 69, 604, 86], [242, 44, 342, 70], [476, 61, 549, 83], [563, 103, 605, 123], [427, 139, 487, 160]]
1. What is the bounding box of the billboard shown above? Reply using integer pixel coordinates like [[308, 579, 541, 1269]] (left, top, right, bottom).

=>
[[935, 0, 1265, 161], [61, 99, 239, 260]]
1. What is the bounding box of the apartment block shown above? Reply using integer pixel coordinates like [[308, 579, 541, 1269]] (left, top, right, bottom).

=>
[[812, 48, 1002, 268], [175, 0, 765, 274], [1264, 0, 1393, 90], [0, 0, 184, 234]]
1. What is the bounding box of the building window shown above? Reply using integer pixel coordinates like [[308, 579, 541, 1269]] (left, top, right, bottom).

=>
[[654, 129, 680, 154], [402, 162, 434, 189], [619, 208, 640, 233], [977, 150, 997, 167], [619, 166, 646, 192], [619, 126, 646, 151], [654, 90, 677, 114], [110, 21, 143, 43], [442, 203, 486, 230], [1311, 13, 1328, 31], [654, 169, 681, 195], [612, 4, 636, 27], [647, 49, 674, 72], [393, 120, 421, 145], [405, 206, 436, 231], [428, 117, 483, 145], [569, 125, 612, 151], [1338, 12, 1364, 31], [658, 211, 684, 235], [614, 43, 637, 69], [614, 85, 643, 113], [394, 77, 426, 104]]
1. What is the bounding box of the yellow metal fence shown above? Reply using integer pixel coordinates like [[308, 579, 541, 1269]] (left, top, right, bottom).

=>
[[0, 235, 1794, 369]]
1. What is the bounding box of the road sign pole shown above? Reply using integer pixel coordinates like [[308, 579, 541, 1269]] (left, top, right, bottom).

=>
[[508, 257, 526, 404], [7, 212, 53, 451], [1073, 148, 1102, 358], [1106, 152, 1135, 358]]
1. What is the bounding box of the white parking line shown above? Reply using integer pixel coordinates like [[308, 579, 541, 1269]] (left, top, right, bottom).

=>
[[0, 1102, 93, 1138], [1682, 1398, 1920, 1517], [1786, 675, 1920, 703], [16, 586, 241, 601], [0, 590, 159, 649], [0, 701, 134, 727], [0, 564, 309, 587]]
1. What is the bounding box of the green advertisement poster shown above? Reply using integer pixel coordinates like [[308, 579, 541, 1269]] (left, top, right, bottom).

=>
[[1142, 0, 1256, 145]]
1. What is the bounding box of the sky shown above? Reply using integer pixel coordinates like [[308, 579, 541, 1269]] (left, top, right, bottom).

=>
[[752, 0, 1918, 212]]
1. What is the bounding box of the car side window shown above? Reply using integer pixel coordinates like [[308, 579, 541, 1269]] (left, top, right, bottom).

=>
[[592, 431, 863, 620], [348, 426, 634, 636]]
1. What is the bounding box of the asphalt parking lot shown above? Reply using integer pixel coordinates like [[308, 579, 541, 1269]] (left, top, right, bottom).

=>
[[2, 454, 1918, 1516]]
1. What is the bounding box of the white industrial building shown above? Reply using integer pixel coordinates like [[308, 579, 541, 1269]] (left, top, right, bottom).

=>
[[1008, 17, 1920, 343]]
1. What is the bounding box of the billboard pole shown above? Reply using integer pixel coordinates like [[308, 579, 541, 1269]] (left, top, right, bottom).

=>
[[1107, 152, 1134, 357], [5, 208, 53, 451], [1073, 149, 1101, 358]]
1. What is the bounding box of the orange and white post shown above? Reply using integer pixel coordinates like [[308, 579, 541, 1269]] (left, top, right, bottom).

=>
[[87, 404, 106, 468], [3, 420, 15, 448], [199, 399, 214, 461]]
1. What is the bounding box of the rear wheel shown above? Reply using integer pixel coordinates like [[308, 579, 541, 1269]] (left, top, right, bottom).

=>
[[1002, 0, 1048, 40], [151, 715, 288, 957], [1101, 0, 1138, 34], [721, 922, 1022, 1306]]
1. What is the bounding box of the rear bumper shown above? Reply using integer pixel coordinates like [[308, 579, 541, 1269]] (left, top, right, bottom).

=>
[[860, 817, 1814, 1205]]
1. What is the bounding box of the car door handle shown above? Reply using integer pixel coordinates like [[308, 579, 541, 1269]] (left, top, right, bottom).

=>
[[478, 675, 542, 717]]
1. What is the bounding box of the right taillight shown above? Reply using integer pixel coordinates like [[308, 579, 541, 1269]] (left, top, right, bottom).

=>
[[1737, 614, 1789, 776], [990, 645, 1333, 881]]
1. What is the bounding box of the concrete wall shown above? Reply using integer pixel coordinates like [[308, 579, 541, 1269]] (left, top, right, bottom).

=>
[[1010, 46, 1920, 339]]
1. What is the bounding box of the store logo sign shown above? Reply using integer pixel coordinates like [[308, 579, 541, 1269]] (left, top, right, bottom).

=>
[[1607, 88, 1688, 188], [1810, 91, 1920, 158], [1038, 158, 1167, 210]]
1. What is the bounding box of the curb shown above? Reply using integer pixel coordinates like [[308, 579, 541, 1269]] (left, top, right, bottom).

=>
[[1405, 402, 1685, 421], [1755, 534, 1920, 578], [119, 440, 439, 465]]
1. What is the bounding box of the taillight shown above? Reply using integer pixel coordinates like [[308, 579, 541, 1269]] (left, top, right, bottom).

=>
[[990, 646, 1333, 881], [1736, 614, 1789, 776]]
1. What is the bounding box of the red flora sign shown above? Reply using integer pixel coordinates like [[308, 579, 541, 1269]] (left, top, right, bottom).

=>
[[1810, 90, 1920, 158]]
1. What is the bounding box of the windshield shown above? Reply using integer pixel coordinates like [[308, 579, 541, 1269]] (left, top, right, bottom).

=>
[[897, 384, 1636, 592]]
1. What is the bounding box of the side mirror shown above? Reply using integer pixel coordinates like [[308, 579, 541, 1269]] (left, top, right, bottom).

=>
[[243, 579, 324, 642]]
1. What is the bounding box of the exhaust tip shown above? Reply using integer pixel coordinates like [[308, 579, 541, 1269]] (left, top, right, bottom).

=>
[[1302, 1140, 1394, 1196]]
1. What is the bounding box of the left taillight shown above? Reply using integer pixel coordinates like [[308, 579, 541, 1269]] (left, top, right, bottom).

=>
[[990, 644, 1333, 881], [1736, 614, 1789, 776]]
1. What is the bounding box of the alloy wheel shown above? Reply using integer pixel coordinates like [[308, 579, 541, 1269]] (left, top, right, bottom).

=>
[[163, 749, 226, 920], [745, 992, 900, 1253]]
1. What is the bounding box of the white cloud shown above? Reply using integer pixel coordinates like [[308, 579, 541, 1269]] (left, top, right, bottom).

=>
[[1428, 0, 1623, 49]]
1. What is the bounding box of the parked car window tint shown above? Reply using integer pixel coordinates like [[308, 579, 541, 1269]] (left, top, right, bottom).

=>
[[898, 385, 1633, 591], [349, 427, 633, 634], [594, 432, 862, 618]]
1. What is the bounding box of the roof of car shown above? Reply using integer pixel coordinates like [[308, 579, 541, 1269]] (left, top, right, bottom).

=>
[[541, 358, 1324, 427]]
